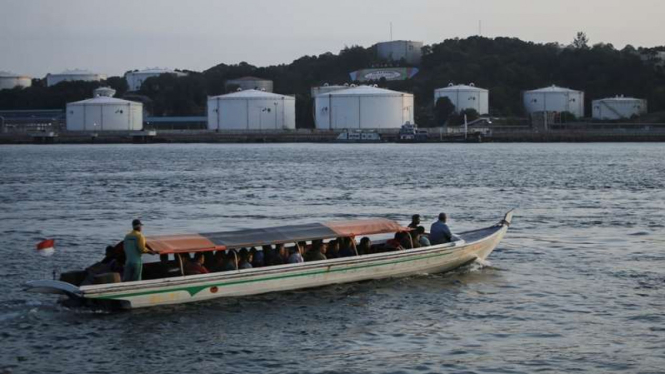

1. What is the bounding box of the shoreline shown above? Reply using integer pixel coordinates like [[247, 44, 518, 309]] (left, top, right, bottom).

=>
[[2, 129, 665, 145]]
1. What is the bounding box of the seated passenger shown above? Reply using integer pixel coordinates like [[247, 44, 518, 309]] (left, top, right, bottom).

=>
[[357, 237, 372, 255], [408, 214, 421, 229], [326, 240, 339, 259], [409, 230, 421, 249], [238, 248, 253, 269], [274, 244, 288, 265], [209, 251, 226, 272], [304, 240, 327, 262], [250, 247, 264, 268], [185, 253, 209, 275], [430, 213, 453, 245], [262, 245, 276, 266], [417, 226, 431, 247], [399, 232, 414, 249], [82, 246, 124, 285], [385, 233, 405, 251], [338, 237, 357, 257], [223, 250, 239, 271], [287, 245, 304, 263]]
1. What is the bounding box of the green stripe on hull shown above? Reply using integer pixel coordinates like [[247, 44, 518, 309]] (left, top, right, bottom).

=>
[[91, 249, 461, 301]]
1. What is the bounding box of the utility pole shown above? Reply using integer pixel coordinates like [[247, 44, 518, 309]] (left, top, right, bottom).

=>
[[390, 22, 393, 41]]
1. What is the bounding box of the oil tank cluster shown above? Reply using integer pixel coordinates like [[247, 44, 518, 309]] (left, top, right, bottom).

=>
[[207, 89, 295, 130], [434, 83, 489, 115], [523, 85, 585, 118], [225, 76, 273, 93], [314, 85, 414, 130], [375, 40, 424, 65], [0, 71, 32, 90], [592, 96, 647, 120], [46, 69, 107, 87], [66, 87, 143, 131], [125, 68, 188, 91]]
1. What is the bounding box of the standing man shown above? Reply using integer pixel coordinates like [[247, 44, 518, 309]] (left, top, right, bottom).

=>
[[123, 219, 156, 282], [408, 214, 421, 229], [430, 213, 453, 245]]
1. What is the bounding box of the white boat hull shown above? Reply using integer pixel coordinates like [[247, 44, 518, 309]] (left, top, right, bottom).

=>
[[26, 211, 513, 310]]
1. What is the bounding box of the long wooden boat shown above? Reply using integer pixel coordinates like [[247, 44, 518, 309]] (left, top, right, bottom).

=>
[[25, 211, 513, 310]]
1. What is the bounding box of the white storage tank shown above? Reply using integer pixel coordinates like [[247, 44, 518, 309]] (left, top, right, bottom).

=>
[[523, 85, 585, 118], [592, 96, 647, 120], [47, 69, 107, 87], [125, 68, 188, 91], [434, 83, 489, 115], [207, 89, 296, 131], [66, 88, 143, 131], [225, 76, 273, 93], [314, 85, 414, 130], [375, 40, 424, 65], [0, 71, 32, 90], [311, 84, 349, 97]]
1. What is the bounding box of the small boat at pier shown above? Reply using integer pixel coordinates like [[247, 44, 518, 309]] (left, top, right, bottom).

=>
[[25, 211, 513, 310]]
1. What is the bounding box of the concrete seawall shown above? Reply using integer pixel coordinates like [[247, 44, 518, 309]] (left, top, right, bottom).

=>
[[2, 129, 665, 144]]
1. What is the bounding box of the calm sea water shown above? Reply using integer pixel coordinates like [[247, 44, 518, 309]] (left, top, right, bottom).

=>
[[1, 143, 664, 374]]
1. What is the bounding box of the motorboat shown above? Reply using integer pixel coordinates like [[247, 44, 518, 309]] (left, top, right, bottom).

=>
[[25, 211, 514, 310]]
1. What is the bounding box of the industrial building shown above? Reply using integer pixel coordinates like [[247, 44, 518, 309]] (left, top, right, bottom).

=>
[[125, 68, 188, 91], [592, 96, 647, 120], [207, 89, 295, 131], [46, 70, 107, 87], [225, 76, 273, 93], [314, 85, 414, 130], [311, 84, 349, 97], [66, 87, 143, 131], [434, 83, 489, 115], [375, 40, 424, 65], [0, 71, 32, 90], [523, 85, 585, 118]]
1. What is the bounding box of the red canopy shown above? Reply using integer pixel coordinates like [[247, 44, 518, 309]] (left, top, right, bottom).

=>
[[146, 219, 407, 254]]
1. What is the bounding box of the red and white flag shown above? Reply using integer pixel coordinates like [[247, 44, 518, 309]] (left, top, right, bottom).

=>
[[36, 239, 55, 256]]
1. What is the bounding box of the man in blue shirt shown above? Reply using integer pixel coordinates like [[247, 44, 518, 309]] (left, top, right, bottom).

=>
[[430, 213, 453, 245]]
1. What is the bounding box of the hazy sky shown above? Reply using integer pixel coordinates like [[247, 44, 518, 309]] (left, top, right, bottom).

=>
[[2, 0, 664, 77]]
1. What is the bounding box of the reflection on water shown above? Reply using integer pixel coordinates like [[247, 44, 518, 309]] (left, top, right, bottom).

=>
[[1, 143, 664, 373]]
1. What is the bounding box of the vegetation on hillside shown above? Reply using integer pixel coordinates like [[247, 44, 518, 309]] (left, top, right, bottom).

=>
[[2, 35, 664, 127]]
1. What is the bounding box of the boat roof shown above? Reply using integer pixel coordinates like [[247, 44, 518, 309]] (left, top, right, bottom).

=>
[[146, 219, 407, 254]]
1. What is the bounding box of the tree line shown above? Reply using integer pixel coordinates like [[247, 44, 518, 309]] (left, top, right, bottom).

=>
[[1, 34, 664, 128]]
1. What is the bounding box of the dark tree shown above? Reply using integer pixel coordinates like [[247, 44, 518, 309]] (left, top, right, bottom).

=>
[[573, 32, 590, 49]]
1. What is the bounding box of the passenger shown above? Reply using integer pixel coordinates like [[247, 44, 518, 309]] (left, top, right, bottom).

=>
[[210, 251, 226, 272], [399, 231, 414, 249], [82, 246, 124, 285], [261, 245, 276, 266], [430, 213, 453, 245], [357, 237, 372, 255], [275, 243, 288, 265], [416, 226, 431, 247], [238, 248, 253, 269], [223, 250, 239, 271], [385, 232, 405, 251], [409, 230, 421, 248], [185, 252, 210, 275], [250, 247, 264, 268], [408, 214, 421, 229], [304, 240, 327, 262], [122, 219, 156, 282], [298, 241, 307, 255], [287, 245, 304, 263], [338, 237, 356, 257], [326, 240, 339, 259]]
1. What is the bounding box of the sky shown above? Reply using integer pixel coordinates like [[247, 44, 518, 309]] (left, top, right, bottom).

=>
[[1, 0, 664, 77]]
